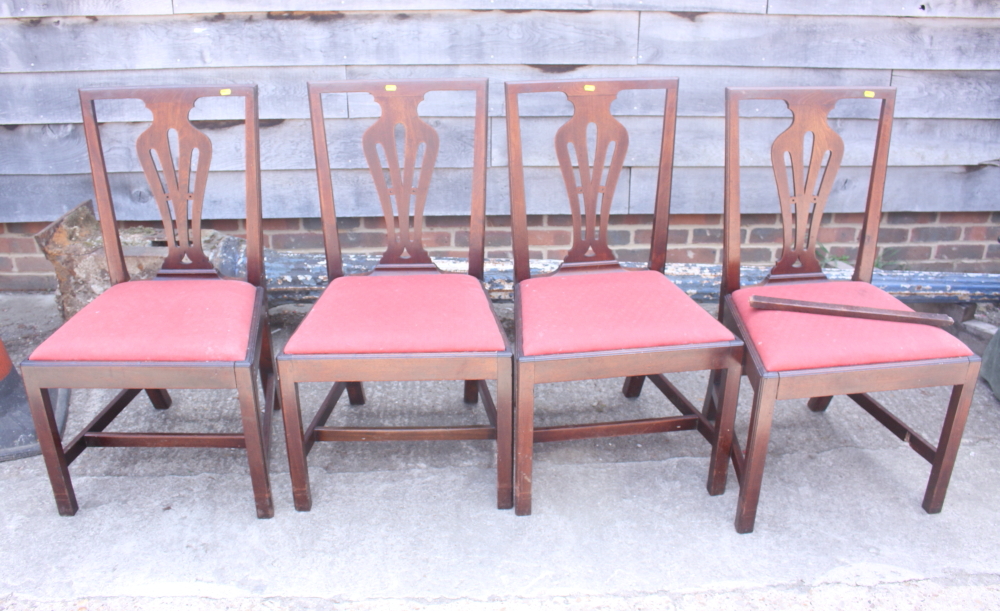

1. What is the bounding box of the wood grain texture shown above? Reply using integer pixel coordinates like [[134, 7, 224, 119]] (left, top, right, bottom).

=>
[[638, 12, 1000, 70], [0, 67, 348, 124], [0, 11, 638, 73], [767, 0, 1000, 18], [173, 0, 765, 12], [0, 0, 172, 18], [891, 70, 1000, 119]]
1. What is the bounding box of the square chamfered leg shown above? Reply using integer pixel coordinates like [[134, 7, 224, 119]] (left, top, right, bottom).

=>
[[236, 364, 274, 519], [22, 371, 77, 516], [923, 361, 980, 514], [495, 354, 514, 509]]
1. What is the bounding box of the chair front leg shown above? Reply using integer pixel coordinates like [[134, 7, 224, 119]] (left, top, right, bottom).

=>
[[622, 375, 645, 398], [807, 396, 833, 412], [514, 361, 535, 516], [346, 382, 366, 405], [279, 368, 312, 512], [734, 374, 779, 534], [707, 357, 742, 496], [22, 372, 77, 516], [923, 361, 979, 514], [495, 357, 513, 509], [235, 365, 274, 519], [145, 389, 172, 410]]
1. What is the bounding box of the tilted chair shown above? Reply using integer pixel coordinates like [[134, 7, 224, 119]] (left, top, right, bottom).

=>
[[278, 79, 513, 511], [719, 87, 980, 533], [505, 79, 745, 515], [22, 85, 277, 518]]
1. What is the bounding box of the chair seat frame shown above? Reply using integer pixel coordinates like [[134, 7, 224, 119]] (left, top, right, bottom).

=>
[[22, 85, 277, 518], [506, 79, 744, 516], [720, 87, 981, 533], [278, 79, 514, 511]]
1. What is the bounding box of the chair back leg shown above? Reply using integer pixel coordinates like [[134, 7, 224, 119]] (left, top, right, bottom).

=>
[[735, 374, 779, 534], [235, 365, 274, 519], [707, 359, 742, 496], [514, 361, 536, 515], [496, 355, 514, 509]]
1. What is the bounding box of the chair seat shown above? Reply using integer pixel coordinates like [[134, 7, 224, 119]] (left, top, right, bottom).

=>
[[519, 269, 735, 357], [731, 280, 973, 372], [283, 273, 506, 355], [30, 279, 258, 363]]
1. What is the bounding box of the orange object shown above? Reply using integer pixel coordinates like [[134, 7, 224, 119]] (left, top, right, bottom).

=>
[[0, 339, 12, 380]]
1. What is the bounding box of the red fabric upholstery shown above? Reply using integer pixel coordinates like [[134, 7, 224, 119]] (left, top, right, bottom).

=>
[[731, 281, 973, 372], [30, 279, 258, 362], [283, 273, 506, 355], [519, 270, 735, 357]]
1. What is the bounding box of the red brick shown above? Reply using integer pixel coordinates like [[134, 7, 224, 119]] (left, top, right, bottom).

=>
[[964, 226, 1000, 242], [635, 228, 687, 245], [12, 256, 54, 273], [670, 214, 723, 226], [262, 218, 301, 231], [911, 226, 961, 242], [691, 228, 722, 243], [832, 213, 866, 224], [616, 249, 651, 263], [993, 212, 1000, 224], [201, 219, 241, 232], [667, 248, 716, 264], [301, 217, 359, 231], [605, 230, 631, 246], [339, 232, 386, 250], [955, 261, 1000, 273], [608, 214, 654, 226], [936, 244, 985, 260], [989, 244, 1000, 259], [0, 236, 39, 254], [364, 217, 387, 229], [740, 248, 774, 263], [0, 224, 5, 234], [545, 249, 569, 260], [486, 250, 513, 259], [742, 214, 779, 226], [0, 274, 56, 291], [456, 230, 512, 248], [528, 229, 571, 246], [486, 215, 511, 227], [938, 211, 990, 223], [528, 250, 545, 259], [0, 257, 13, 272], [544, 215, 573, 227], [269, 232, 325, 250], [885, 212, 936, 225], [526, 215, 544, 227], [425, 216, 467, 228], [908, 262, 956, 272], [880, 246, 932, 262], [818, 226, 856, 243], [827, 246, 858, 260], [5, 221, 53, 234], [422, 231, 452, 247], [749, 228, 783, 244], [877, 227, 909, 243]]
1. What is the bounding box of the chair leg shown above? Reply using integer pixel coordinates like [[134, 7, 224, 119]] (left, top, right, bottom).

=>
[[707, 359, 741, 496], [259, 316, 280, 411], [495, 358, 513, 509], [622, 375, 645, 399], [279, 369, 312, 512], [734, 375, 779, 534], [346, 382, 366, 405], [514, 361, 535, 516], [145, 389, 172, 410], [464, 380, 480, 404], [807, 396, 833, 412], [702, 369, 724, 421], [923, 362, 979, 514], [235, 365, 274, 519], [23, 374, 77, 516]]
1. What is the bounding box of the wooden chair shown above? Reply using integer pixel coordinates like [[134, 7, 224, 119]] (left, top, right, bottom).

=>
[[720, 87, 981, 533], [505, 79, 745, 515], [21, 85, 277, 518], [278, 79, 513, 511]]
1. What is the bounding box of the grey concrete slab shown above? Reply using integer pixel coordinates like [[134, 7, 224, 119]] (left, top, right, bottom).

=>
[[2, 292, 1000, 609]]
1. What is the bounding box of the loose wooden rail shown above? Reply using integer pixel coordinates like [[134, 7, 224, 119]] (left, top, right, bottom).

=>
[[748, 295, 955, 327]]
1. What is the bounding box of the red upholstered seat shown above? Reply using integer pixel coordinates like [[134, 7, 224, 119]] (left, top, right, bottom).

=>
[[520, 270, 735, 357], [731, 280, 973, 372], [30, 279, 258, 363], [283, 273, 506, 355]]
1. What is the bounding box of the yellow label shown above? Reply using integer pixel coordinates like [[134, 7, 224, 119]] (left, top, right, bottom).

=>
[[219, 88, 232, 96], [863, 90, 875, 98], [385, 84, 397, 91], [584, 84, 596, 92]]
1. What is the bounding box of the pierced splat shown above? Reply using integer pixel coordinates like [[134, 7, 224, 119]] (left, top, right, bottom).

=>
[[555, 86, 630, 269], [135, 94, 217, 275], [767, 100, 845, 281], [362, 88, 439, 271]]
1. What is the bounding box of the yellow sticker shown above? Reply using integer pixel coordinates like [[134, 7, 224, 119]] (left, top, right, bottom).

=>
[[863, 90, 875, 98], [584, 84, 596, 92], [385, 84, 397, 91], [219, 88, 231, 96]]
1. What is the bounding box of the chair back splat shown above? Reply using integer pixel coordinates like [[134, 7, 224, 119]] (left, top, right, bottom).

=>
[[309, 80, 489, 279], [505, 79, 743, 516], [720, 87, 979, 534], [24, 86, 277, 519]]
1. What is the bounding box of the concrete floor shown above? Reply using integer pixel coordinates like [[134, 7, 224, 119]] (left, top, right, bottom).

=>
[[2, 292, 1000, 610]]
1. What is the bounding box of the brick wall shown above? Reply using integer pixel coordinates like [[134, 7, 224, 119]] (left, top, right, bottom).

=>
[[3, 212, 999, 291]]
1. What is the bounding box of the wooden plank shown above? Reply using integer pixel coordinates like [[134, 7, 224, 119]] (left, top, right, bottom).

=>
[[892, 70, 1000, 119], [347, 64, 890, 119], [0, 12, 638, 73], [488, 166, 630, 216], [0, 0, 172, 18], [0, 66, 348, 124], [639, 12, 1000, 70], [767, 0, 1000, 18], [174, 0, 765, 12], [0, 117, 480, 174]]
